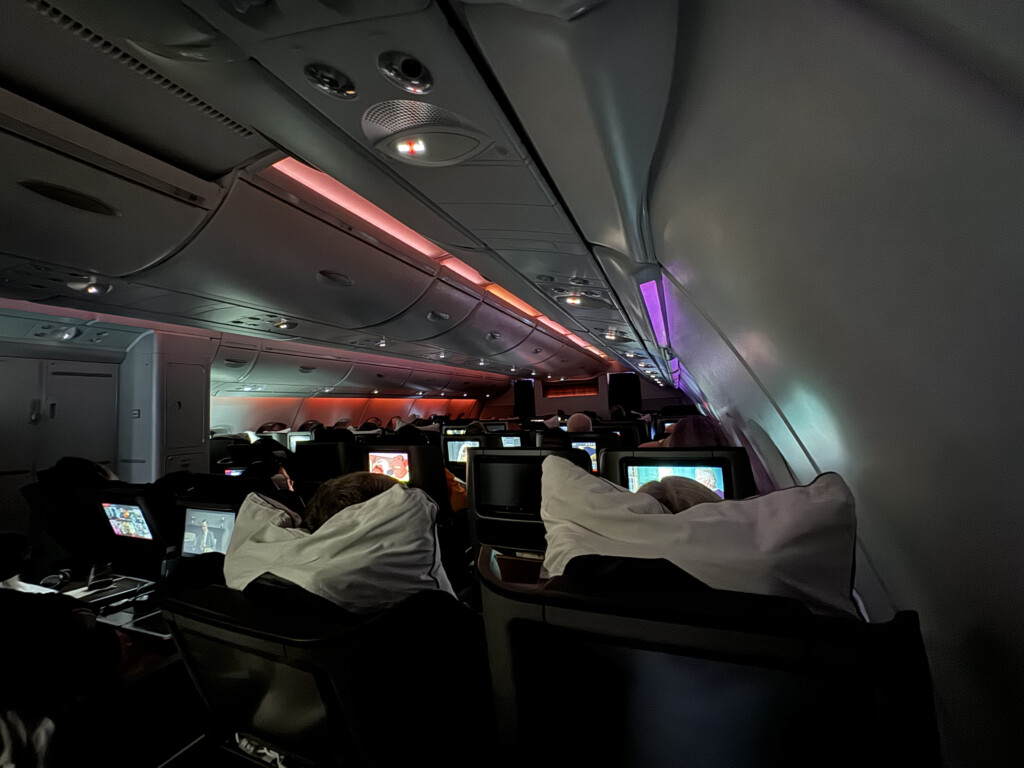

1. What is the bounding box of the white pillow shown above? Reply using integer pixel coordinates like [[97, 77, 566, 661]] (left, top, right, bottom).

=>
[[540, 456, 858, 617], [225, 485, 454, 612]]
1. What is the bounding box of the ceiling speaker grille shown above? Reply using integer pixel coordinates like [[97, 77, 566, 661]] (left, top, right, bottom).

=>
[[362, 100, 460, 139]]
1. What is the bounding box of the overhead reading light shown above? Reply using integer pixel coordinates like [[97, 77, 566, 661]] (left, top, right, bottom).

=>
[[276, 319, 298, 330], [605, 329, 617, 341], [485, 394, 490, 398], [417, 391, 424, 396], [379, 338, 387, 348], [58, 327, 80, 341], [372, 388, 380, 394], [478, 359, 486, 366], [438, 351, 447, 359], [463, 393, 468, 397], [67, 277, 112, 294], [364, 101, 489, 166], [395, 138, 426, 156], [565, 295, 582, 306], [510, 365, 516, 373], [625, 352, 635, 358]]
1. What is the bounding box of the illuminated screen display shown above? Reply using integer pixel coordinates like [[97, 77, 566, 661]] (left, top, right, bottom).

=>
[[501, 436, 522, 448], [447, 439, 480, 463], [572, 441, 598, 472], [625, 465, 726, 497], [223, 468, 245, 477], [102, 502, 154, 540], [444, 428, 467, 435], [369, 451, 411, 483], [182, 509, 235, 555]]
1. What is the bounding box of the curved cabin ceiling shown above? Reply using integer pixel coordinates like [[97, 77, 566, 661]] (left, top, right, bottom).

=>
[[0, 0, 675, 385]]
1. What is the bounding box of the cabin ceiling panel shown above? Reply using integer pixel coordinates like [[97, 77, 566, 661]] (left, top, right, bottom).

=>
[[211, 345, 259, 383], [361, 279, 481, 341], [335, 365, 412, 394], [495, 251, 605, 284], [0, 1, 272, 177], [137, 181, 435, 329], [488, 239, 590, 256], [241, 351, 353, 388], [397, 164, 554, 206], [489, 329, 564, 367], [422, 301, 533, 358], [240, 3, 526, 163], [0, 132, 210, 277], [442, 203, 574, 235], [403, 370, 454, 393]]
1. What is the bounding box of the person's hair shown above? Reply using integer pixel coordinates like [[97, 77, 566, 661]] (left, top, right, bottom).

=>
[[609, 404, 627, 420], [463, 421, 487, 436], [304, 471, 399, 532], [566, 413, 592, 433], [666, 415, 729, 448]]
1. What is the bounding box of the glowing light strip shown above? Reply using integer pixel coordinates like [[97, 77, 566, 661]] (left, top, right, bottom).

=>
[[438, 256, 488, 286], [271, 157, 444, 259], [270, 157, 607, 360], [640, 279, 668, 348], [485, 285, 541, 317]]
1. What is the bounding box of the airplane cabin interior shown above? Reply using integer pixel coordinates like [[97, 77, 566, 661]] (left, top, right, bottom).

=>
[[0, 1, 1021, 766]]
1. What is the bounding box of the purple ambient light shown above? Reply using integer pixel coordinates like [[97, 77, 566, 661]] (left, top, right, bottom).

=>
[[639, 279, 668, 347]]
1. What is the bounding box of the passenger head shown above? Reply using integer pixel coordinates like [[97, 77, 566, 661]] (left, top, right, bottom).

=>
[[304, 471, 399, 533], [566, 413, 592, 433], [637, 476, 722, 512], [463, 421, 487, 436], [666, 415, 729, 448], [609, 404, 627, 420], [358, 419, 382, 431], [43, 456, 118, 485]]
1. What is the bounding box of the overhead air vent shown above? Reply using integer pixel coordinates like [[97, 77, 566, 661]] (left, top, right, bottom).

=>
[[304, 63, 357, 100], [27, 0, 253, 136], [378, 51, 433, 94]]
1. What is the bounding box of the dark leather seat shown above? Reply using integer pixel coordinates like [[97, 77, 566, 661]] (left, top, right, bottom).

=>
[[159, 578, 497, 766]]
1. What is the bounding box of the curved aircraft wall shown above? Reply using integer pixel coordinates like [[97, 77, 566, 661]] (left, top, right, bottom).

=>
[[648, 4, 1024, 766]]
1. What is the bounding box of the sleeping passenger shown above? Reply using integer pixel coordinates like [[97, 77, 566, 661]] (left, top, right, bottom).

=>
[[224, 472, 455, 612]]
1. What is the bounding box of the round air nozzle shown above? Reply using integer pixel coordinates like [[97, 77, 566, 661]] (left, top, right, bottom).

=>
[[304, 63, 356, 100], [378, 51, 433, 94]]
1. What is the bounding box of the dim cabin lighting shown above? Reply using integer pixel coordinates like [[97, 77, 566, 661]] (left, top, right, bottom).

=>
[[605, 329, 616, 341], [478, 359, 486, 366], [379, 338, 387, 348], [271, 157, 608, 361], [396, 138, 426, 156], [438, 351, 446, 359]]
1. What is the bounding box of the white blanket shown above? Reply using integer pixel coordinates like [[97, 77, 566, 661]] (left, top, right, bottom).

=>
[[540, 457, 858, 617], [225, 485, 454, 612]]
